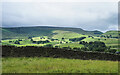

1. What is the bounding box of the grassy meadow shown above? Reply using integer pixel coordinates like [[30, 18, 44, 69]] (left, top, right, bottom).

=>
[[58, 42, 84, 49], [2, 57, 118, 73]]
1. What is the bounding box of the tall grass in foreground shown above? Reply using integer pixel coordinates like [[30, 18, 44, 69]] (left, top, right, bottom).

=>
[[2, 57, 118, 73]]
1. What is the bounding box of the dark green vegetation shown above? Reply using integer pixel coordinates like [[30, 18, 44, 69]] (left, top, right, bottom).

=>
[[3, 46, 119, 61], [2, 57, 118, 73]]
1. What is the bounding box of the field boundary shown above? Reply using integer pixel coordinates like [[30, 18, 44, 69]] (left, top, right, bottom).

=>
[[2, 45, 120, 61]]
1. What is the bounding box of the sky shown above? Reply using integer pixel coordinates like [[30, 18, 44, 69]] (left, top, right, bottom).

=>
[[2, 1, 118, 32]]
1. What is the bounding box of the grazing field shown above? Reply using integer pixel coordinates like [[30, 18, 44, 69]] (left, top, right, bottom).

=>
[[58, 42, 84, 48], [103, 31, 119, 38], [2, 57, 118, 73], [52, 30, 88, 39]]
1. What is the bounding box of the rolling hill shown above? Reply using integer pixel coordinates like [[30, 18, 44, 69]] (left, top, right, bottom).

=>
[[102, 31, 120, 38], [1, 26, 103, 39]]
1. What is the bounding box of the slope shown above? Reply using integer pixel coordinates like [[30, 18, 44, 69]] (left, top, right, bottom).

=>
[[2, 26, 103, 39]]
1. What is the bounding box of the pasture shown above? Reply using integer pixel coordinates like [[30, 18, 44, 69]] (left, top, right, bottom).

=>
[[2, 57, 118, 73]]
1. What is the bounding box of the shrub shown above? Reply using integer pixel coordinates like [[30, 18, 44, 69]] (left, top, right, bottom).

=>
[[28, 37, 32, 39], [44, 44, 53, 47], [9, 41, 12, 43], [14, 41, 20, 44], [80, 41, 107, 52], [108, 49, 117, 53], [69, 37, 86, 42]]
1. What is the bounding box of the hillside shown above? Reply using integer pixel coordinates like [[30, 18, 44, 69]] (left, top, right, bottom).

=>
[[1, 26, 103, 39], [102, 31, 120, 38]]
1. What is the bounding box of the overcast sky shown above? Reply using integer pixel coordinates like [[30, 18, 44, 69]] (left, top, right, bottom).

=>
[[2, 2, 118, 32]]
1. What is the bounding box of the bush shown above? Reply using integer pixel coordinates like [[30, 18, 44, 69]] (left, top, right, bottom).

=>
[[18, 39, 22, 41], [9, 41, 12, 43], [44, 44, 53, 47], [108, 49, 117, 53], [60, 41, 62, 44], [80, 41, 107, 52], [62, 38, 64, 40], [14, 41, 20, 44], [69, 37, 86, 42], [28, 37, 32, 39], [55, 46, 59, 48]]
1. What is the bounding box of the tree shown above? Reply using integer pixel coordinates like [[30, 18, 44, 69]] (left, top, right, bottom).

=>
[[69, 37, 86, 42], [31, 39, 33, 41], [32, 41, 36, 43], [108, 49, 117, 53], [28, 37, 32, 39], [81, 47, 88, 51], [109, 35, 112, 38], [37, 41, 41, 44], [14, 41, 20, 44], [98, 39, 100, 40], [88, 36, 91, 38], [9, 41, 12, 43], [44, 44, 53, 47], [45, 40, 50, 43], [66, 42, 68, 43], [55, 46, 59, 48], [60, 41, 62, 44], [62, 38, 64, 40], [80, 41, 107, 52], [51, 39, 54, 41], [79, 41, 82, 44]]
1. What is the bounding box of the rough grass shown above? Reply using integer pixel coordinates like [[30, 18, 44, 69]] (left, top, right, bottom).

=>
[[52, 30, 88, 39], [2, 57, 118, 73], [103, 31, 119, 37], [81, 37, 96, 42], [32, 37, 48, 41], [101, 38, 118, 44], [58, 42, 84, 48]]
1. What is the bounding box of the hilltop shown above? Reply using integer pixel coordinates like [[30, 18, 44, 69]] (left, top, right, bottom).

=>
[[1, 26, 103, 39]]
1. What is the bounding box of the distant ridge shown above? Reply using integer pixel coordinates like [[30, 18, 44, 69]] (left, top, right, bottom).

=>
[[1, 26, 103, 39]]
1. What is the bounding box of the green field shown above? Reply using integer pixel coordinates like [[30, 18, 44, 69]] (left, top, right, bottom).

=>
[[103, 31, 120, 38], [1, 29, 119, 52], [52, 30, 88, 39], [2, 57, 118, 73], [58, 42, 84, 49]]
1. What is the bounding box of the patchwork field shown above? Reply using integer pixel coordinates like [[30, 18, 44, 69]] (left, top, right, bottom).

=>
[[2, 29, 119, 52]]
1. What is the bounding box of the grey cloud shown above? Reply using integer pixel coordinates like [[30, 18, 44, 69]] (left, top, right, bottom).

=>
[[2, 2, 118, 32]]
